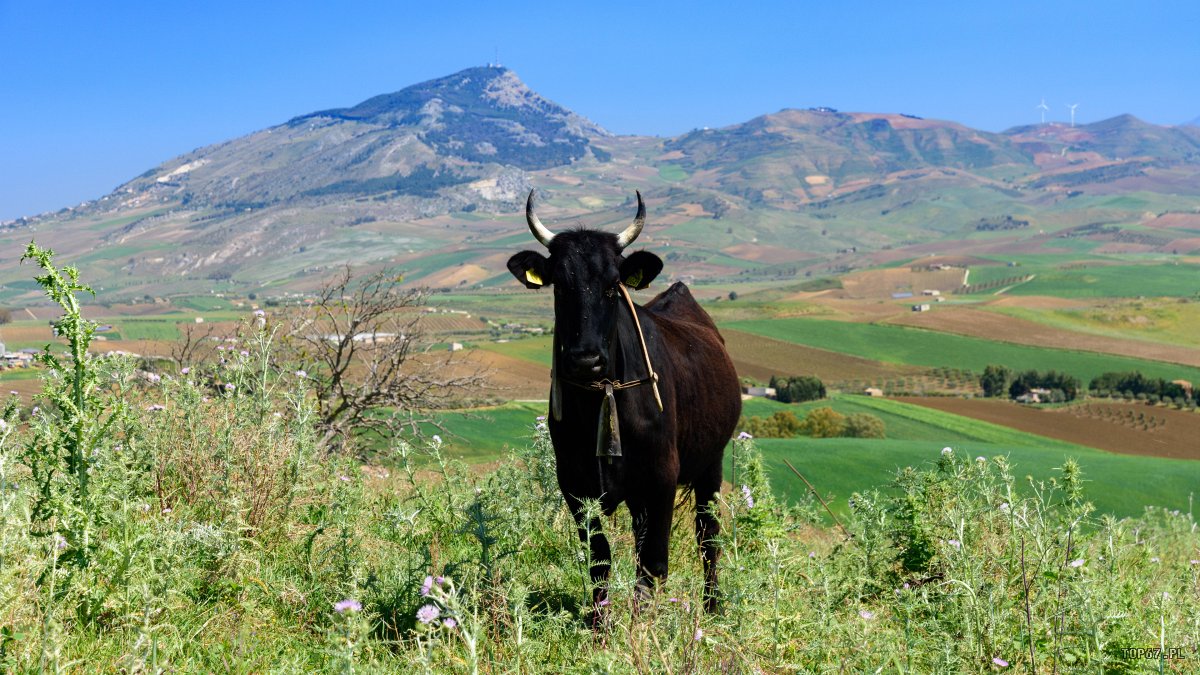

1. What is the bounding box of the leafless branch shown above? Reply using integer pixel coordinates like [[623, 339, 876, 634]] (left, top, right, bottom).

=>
[[279, 264, 490, 451]]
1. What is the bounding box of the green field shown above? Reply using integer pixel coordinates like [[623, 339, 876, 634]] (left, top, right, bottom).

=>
[[1003, 262, 1200, 298], [431, 395, 1199, 520], [656, 164, 688, 182], [742, 396, 1198, 519], [725, 317, 1200, 383], [988, 300, 1200, 349], [424, 401, 548, 462], [476, 335, 553, 366]]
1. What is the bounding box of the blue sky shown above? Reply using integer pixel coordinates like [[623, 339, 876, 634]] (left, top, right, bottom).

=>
[[2, 0, 1197, 221]]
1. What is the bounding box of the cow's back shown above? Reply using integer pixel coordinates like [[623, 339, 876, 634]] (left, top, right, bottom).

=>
[[644, 283, 741, 483]]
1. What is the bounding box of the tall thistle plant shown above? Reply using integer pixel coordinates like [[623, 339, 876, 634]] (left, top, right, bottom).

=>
[[20, 243, 136, 576]]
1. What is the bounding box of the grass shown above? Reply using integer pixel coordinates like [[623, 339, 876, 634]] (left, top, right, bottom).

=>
[[741, 395, 1200, 520], [989, 300, 1200, 349], [4, 252, 1198, 670], [475, 334, 554, 366], [422, 401, 548, 463], [725, 316, 1200, 384], [1004, 262, 1200, 298], [657, 164, 688, 182]]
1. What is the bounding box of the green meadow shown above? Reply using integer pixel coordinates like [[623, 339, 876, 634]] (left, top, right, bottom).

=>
[[736, 396, 1198, 520]]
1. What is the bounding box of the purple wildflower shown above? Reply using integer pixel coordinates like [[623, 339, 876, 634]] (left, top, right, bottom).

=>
[[339, 475, 351, 483], [333, 599, 361, 613], [443, 617, 457, 629], [941, 447, 953, 456], [536, 415, 546, 421], [295, 370, 307, 378], [597, 598, 610, 607], [240, 350, 249, 357], [993, 657, 1009, 667], [224, 383, 235, 392], [180, 367, 190, 375], [1068, 559, 1084, 568], [432, 434, 442, 444], [253, 309, 265, 317], [859, 610, 875, 620], [693, 628, 703, 641], [737, 431, 753, 440], [435, 576, 445, 585], [146, 404, 165, 412], [420, 575, 433, 596], [948, 539, 961, 549], [416, 604, 440, 624], [741, 484, 755, 508], [53, 534, 67, 550]]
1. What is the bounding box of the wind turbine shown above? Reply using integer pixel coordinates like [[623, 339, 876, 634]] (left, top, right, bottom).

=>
[[1036, 98, 1050, 125], [1066, 103, 1079, 127]]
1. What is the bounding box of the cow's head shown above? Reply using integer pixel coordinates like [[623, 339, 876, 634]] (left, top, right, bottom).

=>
[[508, 190, 662, 378]]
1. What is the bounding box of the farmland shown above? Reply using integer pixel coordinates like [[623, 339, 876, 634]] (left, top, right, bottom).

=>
[[724, 316, 1200, 384]]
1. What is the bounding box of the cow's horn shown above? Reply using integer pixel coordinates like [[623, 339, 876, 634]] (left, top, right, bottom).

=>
[[616, 191, 646, 249], [526, 189, 556, 247]]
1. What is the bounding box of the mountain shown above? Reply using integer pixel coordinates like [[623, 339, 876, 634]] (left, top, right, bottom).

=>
[[3, 68, 1200, 303], [118, 66, 607, 213]]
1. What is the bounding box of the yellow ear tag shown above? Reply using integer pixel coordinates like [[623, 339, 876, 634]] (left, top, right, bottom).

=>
[[624, 270, 643, 288], [525, 269, 544, 286]]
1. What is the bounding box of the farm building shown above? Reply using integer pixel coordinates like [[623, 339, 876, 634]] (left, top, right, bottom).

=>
[[743, 386, 777, 398], [864, 387, 884, 397], [912, 304, 931, 312], [1015, 388, 1053, 404], [448, 342, 463, 352], [921, 289, 941, 296]]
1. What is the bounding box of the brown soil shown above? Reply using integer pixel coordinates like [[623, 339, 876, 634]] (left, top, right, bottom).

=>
[[986, 296, 1092, 310], [896, 397, 1200, 460], [464, 350, 549, 399], [840, 268, 967, 299], [885, 306, 1200, 368], [723, 329, 915, 382]]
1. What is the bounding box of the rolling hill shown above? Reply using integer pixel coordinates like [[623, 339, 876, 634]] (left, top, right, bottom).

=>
[[3, 66, 1199, 303]]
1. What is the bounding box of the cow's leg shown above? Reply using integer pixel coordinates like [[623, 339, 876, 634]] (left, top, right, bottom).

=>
[[563, 493, 612, 624], [694, 461, 723, 613], [630, 488, 675, 605]]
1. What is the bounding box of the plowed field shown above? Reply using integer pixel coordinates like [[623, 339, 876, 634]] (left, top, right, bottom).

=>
[[896, 397, 1200, 460], [722, 329, 915, 382], [886, 307, 1200, 368]]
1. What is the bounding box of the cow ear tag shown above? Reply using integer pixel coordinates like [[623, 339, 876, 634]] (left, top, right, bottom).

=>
[[525, 269, 545, 287], [624, 269, 643, 288]]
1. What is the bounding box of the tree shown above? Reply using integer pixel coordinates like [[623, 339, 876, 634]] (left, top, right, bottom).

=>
[[979, 364, 1011, 398], [0, 307, 11, 324], [844, 413, 886, 438], [728, 291, 738, 301], [800, 407, 846, 438], [280, 265, 488, 450], [170, 320, 221, 370], [771, 375, 826, 403]]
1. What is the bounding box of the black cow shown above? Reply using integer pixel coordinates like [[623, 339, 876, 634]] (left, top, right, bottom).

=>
[[507, 190, 742, 615]]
